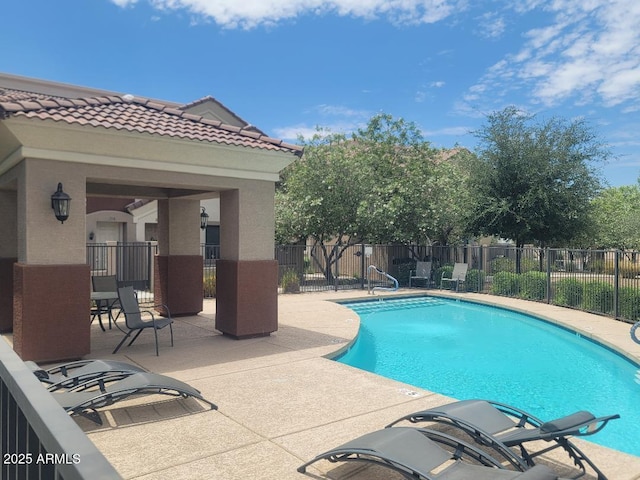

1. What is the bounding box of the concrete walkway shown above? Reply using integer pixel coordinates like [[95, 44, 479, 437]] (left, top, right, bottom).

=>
[[66, 291, 640, 478]]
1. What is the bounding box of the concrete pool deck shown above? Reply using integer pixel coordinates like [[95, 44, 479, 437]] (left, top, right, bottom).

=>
[[33, 290, 640, 478]]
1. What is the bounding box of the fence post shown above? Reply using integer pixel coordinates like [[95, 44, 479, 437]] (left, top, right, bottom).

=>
[[614, 250, 620, 319], [360, 244, 365, 290], [334, 244, 339, 292], [477, 245, 483, 292], [545, 247, 552, 304]]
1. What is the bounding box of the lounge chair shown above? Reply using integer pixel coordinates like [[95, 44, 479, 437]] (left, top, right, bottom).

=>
[[113, 285, 174, 356], [387, 399, 619, 480], [409, 261, 432, 288], [51, 371, 217, 424], [298, 426, 560, 479], [440, 262, 468, 291], [26, 359, 146, 390]]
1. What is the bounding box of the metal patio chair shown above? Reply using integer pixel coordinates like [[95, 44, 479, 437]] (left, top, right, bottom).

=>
[[113, 285, 174, 356]]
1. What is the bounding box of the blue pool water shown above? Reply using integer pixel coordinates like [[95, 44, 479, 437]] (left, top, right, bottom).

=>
[[336, 296, 640, 457]]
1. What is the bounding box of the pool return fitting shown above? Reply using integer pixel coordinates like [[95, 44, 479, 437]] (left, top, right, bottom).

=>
[[367, 265, 399, 295], [631, 321, 640, 345]]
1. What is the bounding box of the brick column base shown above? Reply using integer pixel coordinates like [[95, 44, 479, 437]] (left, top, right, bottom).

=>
[[216, 260, 278, 339], [13, 263, 90, 362], [154, 255, 203, 316], [0, 258, 16, 332]]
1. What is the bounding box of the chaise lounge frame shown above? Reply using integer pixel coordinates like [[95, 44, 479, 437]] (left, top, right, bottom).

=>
[[387, 399, 619, 480], [298, 426, 560, 479], [51, 371, 217, 425]]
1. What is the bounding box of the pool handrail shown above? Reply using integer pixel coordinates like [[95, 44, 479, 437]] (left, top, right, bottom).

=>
[[367, 265, 399, 294]]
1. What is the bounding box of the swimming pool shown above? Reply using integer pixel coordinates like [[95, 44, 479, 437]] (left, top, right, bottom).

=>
[[335, 296, 640, 457]]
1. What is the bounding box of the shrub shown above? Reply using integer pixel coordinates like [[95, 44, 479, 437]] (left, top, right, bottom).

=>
[[491, 256, 539, 274], [553, 278, 583, 307], [203, 270, 216, 298], [582, 281, 614, 314], [303, 256, 313, 274], [491, 271, 520, 296], [520, 257, 541, 273], [280, 268, 300, 293], [519, 271, 547, 300], [618, 287, 640, 321], [465, 269, 486, 292], [434, 265, 453, 288], [491, 257, 515, 273]]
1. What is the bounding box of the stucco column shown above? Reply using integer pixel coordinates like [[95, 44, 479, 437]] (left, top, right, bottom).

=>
[[216, 181, 278, 338], [0, 190, 17, 331], [13, 160, 90, 362], [154, 198, 203, 315]]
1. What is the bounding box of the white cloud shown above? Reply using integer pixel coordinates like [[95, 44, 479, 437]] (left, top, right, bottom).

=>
[[274, 102, 371, 140], [459, 0, 640, 113], [273, 124, 323, 141], [112, 0, 463, 29], [312, 104, 369, 117], [274, 119, 367, 141], [422, 126, 471, 136], [475, 11, 506, 39]]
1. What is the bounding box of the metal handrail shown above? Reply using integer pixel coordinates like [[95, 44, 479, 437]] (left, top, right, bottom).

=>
[[367, 265, 399, 294]]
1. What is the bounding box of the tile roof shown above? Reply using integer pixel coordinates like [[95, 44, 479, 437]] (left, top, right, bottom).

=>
[[0, 88, 302, 157]]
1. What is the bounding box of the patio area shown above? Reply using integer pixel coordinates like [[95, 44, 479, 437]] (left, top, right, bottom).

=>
[[27, 291, 640, 479]]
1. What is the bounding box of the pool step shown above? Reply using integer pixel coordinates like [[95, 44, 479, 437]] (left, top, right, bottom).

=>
[[343, 296, 444, 315]]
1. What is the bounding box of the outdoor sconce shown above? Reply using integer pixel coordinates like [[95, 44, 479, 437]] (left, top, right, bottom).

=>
[[89, 232, 95, 241], [51, 182, 71, 224], [200, 206, 209, 230]]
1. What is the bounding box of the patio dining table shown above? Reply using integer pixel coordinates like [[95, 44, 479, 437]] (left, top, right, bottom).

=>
[[90, 291, 119, 332]]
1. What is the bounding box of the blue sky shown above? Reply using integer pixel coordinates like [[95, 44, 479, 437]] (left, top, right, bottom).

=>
[[2, 0, 639, 186]]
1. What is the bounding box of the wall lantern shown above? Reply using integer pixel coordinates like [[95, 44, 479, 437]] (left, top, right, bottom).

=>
[[51, 183, 71, 224], [200, 206, 209, 230]]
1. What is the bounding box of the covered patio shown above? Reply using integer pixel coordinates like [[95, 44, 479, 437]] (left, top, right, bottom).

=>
[[0, 72, 302, 362]]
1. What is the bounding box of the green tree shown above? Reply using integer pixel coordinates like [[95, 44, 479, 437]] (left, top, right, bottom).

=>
[[590, 182, 640, 250], [276, 114, 466, 280], [465, 107, 608, 252], [275, 129, 367, 280], [352, 115, 465, 245]]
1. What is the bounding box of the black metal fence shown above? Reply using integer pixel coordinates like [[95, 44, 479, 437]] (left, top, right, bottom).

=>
[[94, 243, 640, 323], [87, 242, 157, 304], [267, 243, 640, 323], [0, 342, 121, 479]]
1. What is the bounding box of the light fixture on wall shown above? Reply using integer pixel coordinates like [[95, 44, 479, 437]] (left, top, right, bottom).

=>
[[200, 206, 209, 230], [51, 182, 71, 224], [89, 232, 95, 241]]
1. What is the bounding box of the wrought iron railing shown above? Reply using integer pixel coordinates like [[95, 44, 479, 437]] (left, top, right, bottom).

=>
[[92, 243, 640, 324], [0, 341, 121, 479], [87, 242, 157, 305]]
